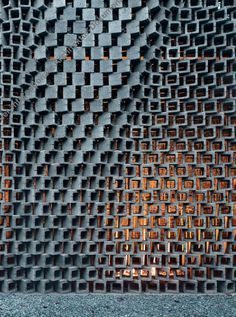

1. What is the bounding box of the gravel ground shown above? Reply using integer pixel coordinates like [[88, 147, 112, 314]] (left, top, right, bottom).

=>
[[0, 294, 235, 317]]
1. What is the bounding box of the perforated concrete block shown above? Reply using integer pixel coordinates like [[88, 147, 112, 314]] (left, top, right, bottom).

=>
[[0, 0, 236, 294]]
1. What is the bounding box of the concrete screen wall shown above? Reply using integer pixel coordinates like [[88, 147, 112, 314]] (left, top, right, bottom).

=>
[[0, 0, 236, 293]]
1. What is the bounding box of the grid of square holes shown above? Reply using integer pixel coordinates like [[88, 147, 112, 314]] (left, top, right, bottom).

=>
[[0, 0, 236, 293]]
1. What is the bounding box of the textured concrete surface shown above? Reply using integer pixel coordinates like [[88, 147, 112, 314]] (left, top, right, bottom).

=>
[[1, 0, 236, 295], [0, 294, 235, 317]]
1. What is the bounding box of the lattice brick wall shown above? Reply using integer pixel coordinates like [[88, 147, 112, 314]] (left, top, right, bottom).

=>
[[0, 0, 236, 293]]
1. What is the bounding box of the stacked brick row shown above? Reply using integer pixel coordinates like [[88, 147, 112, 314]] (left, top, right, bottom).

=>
[[0, 0, 236, 293]]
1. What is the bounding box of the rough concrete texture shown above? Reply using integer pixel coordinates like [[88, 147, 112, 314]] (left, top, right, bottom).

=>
[[1, 0, 236, 294], [0, 294, 235, 317]]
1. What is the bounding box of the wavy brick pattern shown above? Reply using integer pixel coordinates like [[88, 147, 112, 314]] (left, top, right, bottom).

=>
[[0, 0, 236, 293]]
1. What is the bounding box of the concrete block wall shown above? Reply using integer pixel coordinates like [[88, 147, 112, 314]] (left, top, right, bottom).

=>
[[0, 0, 236, 293]]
